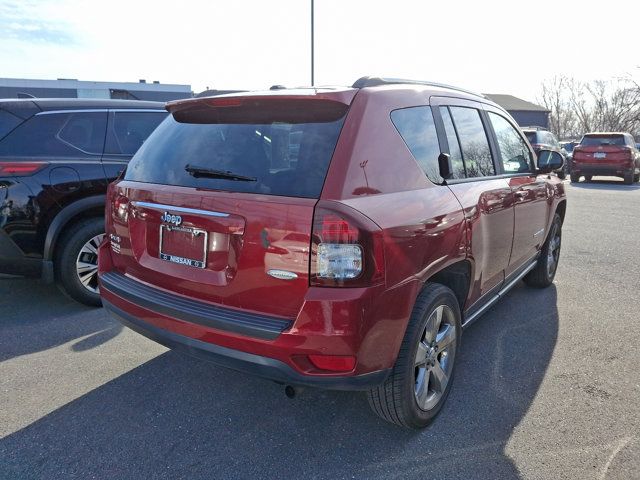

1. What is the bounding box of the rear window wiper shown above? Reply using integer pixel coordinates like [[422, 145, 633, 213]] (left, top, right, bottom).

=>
[[185, 164, 257, 182]]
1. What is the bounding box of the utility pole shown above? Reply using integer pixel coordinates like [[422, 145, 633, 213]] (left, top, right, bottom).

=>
[[311, 0, 315, 86]]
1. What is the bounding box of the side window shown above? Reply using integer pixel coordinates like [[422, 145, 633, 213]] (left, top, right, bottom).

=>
[[439, 107, 466, 179], [448, 106, 495, 177], [0, 112, 106, 158], [626, 135, 635, 148], [390, 106, 442, 183], [0, 110, 23, 141], [488, 112, 532, 174], [105, 111, 168, 156]]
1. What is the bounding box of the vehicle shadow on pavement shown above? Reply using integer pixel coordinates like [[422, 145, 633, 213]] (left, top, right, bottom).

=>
[[571, 179, 640, 190], [0, 283, 558, 480], [0, 276, 122, 361]]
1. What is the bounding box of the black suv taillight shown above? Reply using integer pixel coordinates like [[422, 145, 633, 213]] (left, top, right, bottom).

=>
[[310, 202, 385, 287], [0, 162, 48, 176]]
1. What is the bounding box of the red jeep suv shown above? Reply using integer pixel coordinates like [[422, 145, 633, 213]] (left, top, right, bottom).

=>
[[571, 132, 640, 184], [98, 77, 566, 428]]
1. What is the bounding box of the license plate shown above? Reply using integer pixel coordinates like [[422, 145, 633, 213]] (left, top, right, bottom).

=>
[[159, 225, 207, 268], [594, 152, 606, 159]]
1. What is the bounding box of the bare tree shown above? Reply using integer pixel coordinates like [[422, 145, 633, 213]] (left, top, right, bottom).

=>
[[539, 76, 580, 139], [538, 76, 640, 139]]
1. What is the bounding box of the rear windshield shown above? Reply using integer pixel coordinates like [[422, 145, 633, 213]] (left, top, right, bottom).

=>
[[524, 131, 537, 144], [125, 106, 346, 199], [580, 135, 625, 146]]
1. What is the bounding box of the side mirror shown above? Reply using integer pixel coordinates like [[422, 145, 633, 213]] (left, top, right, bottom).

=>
[[438, 152, 452, 180], [537, 149, 564, 174]]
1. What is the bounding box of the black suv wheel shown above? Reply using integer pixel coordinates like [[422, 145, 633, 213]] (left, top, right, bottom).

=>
[[55, 218, 104, 306]]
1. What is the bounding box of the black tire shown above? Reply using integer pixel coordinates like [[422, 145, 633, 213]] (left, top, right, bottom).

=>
[[570, 173, 579, 183], [557, 171, 566, 180], [585, 175, 592, 182], [367, 283, 461, 429], [55, 218, 105, 306], [524, 214, 562, 288], [624, 172, 633, 185], [634, 173, 640, 183]]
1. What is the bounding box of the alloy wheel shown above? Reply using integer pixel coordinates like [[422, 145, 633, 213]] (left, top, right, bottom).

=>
[[546, 224, 561, 278], [414, 305, 457, 411], [75, 233, 104, 294]]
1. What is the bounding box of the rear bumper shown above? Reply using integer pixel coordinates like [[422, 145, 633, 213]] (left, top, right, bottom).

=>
[[572, 164, 633, 177], [0, 229, 42, 277], [102, 298, 390, 390]]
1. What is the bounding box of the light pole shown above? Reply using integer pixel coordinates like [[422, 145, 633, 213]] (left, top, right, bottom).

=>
[[311, 0, 314, 86]]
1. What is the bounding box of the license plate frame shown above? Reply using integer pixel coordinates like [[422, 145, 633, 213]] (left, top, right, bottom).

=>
[[159, 225, 208, 269], [594, 152, 607, 159]]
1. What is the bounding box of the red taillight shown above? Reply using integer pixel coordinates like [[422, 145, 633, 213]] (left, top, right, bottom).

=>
[[112, 193, 129, 223], [308, 354, 356, 372], [0, 162, 48, 176], [310, 202, 385, 287], [320, 215, 359, 243]]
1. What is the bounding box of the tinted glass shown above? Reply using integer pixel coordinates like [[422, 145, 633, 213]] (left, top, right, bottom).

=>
[[0, 112, 107, 158], [580, 135, 625, 146], [105, 111, 168, 155], [390, 106, 442, 183], [439, 107, 465, 179], [488, 112, 532, 174], [125, 114, 345, 198], [0, 110, 23, 141], [449, 107, 495, 177], [524, 131, 537, 144]]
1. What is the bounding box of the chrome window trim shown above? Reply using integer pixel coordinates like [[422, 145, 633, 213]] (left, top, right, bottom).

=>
[[110, 109, 166, 113], [131, 201, 230, 218]]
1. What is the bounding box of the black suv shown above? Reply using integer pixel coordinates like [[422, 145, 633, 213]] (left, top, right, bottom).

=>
[[522, 127, 568, 177], [0, 98, 168, 305]]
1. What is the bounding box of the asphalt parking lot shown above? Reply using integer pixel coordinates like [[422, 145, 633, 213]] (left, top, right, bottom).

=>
[[1, 178, 638, 480]]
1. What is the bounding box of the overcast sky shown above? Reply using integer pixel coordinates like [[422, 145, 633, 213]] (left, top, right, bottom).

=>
[[1, 0, 639, 102]]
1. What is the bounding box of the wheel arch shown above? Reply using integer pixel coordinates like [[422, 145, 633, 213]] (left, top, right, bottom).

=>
[[43, 195, 106, 262], [425, 259, 472, 315], [555, 199, 567, 225]]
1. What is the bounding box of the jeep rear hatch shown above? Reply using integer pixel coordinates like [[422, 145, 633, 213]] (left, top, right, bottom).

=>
[[106, 91, 354, 319]]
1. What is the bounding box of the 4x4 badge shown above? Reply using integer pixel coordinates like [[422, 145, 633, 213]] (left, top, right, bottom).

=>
[[161, 211, 182, 226]]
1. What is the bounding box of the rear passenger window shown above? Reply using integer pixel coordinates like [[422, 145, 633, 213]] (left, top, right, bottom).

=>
[[0, 112, 107, 158], [390, 106, 442, 183], [105, 111, 168, 156], [439, 107, 466, 179], [488, 112, 532, 174], [448, 107, 495, 177]]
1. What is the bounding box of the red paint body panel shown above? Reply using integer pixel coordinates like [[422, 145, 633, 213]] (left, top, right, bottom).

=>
[[109, 181, 316, 319]]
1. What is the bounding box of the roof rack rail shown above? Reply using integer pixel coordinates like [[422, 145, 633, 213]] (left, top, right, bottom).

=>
[[351, 76, 485, 98]]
